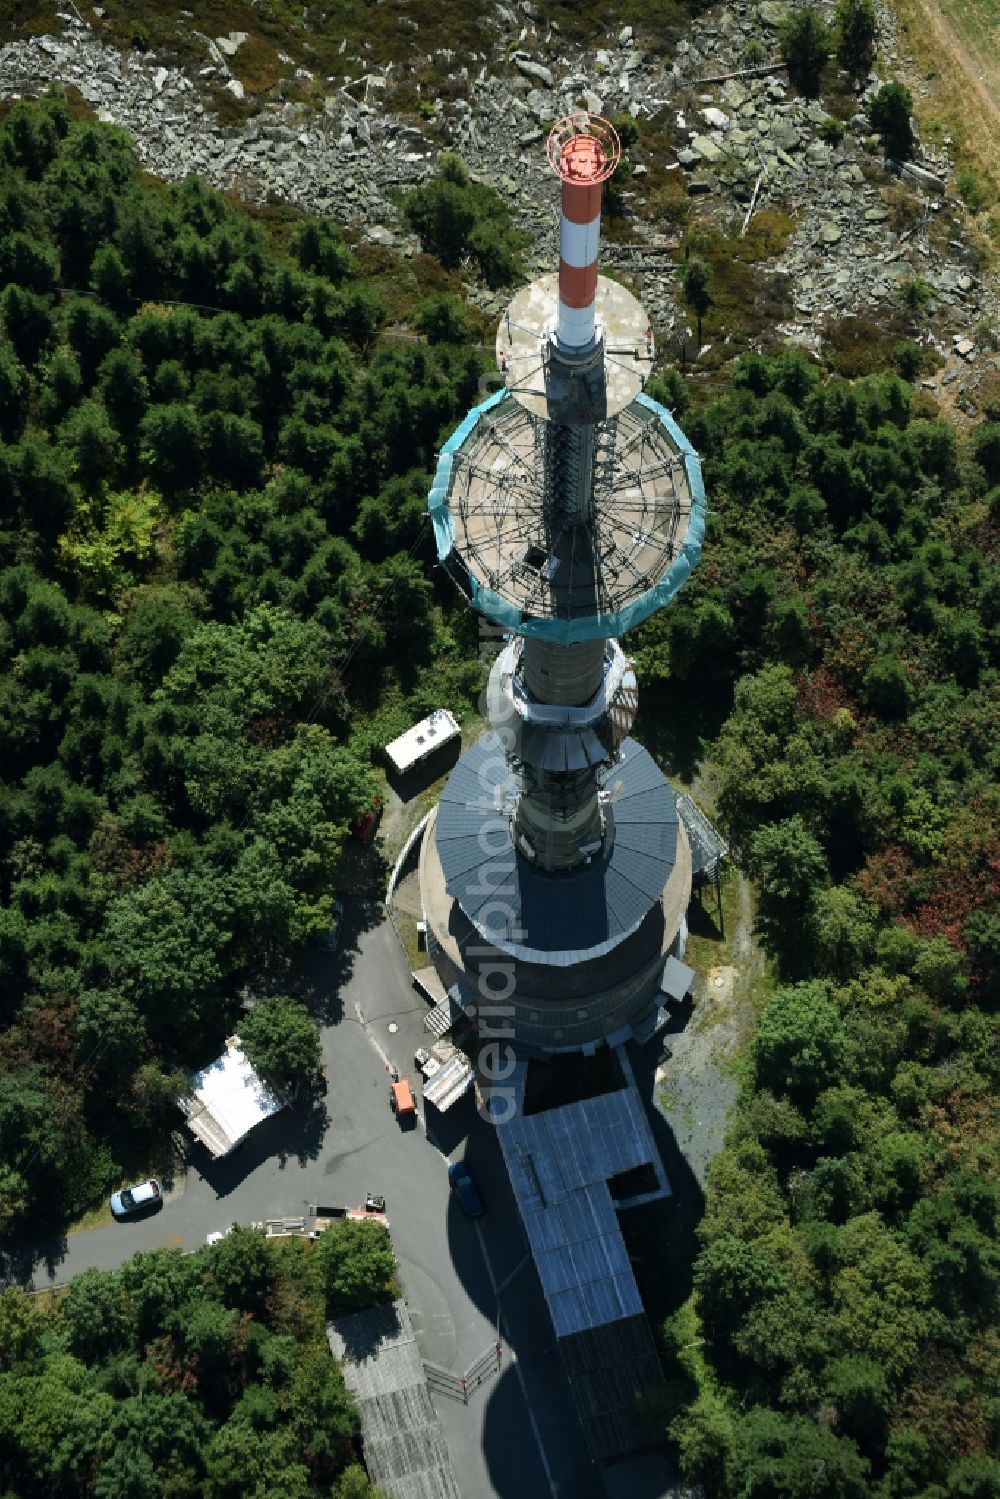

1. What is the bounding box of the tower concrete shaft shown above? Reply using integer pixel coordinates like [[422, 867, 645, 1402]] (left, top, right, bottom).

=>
[[423, 110, 705, 1054], [507, 116, 620, 872], [522, 635, 606, 706]]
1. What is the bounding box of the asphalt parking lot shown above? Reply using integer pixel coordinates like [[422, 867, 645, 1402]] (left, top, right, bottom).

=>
[[3, 900, 600, 1499]]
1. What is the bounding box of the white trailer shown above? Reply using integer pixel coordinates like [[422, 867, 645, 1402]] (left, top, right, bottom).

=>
[[384, 709, 460, 777]]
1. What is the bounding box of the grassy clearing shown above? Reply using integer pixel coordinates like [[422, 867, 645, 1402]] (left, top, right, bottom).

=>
[[657, 1077, 697, 1138], [821, 311, 908, 377], [0, 0, 59, 36], [681, 861, 774, 1051], [891, 0, 1000, 245], [351, 243, 495, 336], [67, 1198, 116, 1234], [684, 866, 742, 982], [393, 909, 424, 973], [29, 1284, 71, 1310], [671, 208, 798, 360], [64, 1136, 187, 1236]]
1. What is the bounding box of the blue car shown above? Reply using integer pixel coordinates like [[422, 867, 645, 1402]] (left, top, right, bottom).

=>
[[448, 1160, 484, 1218], [318, 899, 345, 952]]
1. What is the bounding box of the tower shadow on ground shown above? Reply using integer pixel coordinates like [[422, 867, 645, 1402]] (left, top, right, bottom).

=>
[[625, 1036, 707, 1327], [384, 737, 462, 806], [192, 1090, 329, 1199]]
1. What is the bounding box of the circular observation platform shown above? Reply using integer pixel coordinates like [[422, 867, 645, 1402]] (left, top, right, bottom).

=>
[[430, 732, 682, 964], [417, 733, 692, 1053], [426, 390, 706, 647]]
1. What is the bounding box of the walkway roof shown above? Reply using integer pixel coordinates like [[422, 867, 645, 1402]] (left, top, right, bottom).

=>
[[328, 1299, 461, 1499]]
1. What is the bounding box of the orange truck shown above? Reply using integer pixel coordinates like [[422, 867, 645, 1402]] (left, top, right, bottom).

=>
[[390, 1076, 416, 1124]]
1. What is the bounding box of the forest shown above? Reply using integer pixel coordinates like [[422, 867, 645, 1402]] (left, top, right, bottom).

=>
[[636, 357, 999, 1490], [0, 1219, 397, 1496], [0, 91, 997, 1497], [0, 96, 486, 1237]]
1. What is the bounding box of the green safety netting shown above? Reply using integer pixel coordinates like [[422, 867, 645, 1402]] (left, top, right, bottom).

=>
[[427, 389, 706, 645]]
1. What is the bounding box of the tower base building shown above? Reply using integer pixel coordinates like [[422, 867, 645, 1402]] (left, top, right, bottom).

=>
[[419, 732, 693, 1056]]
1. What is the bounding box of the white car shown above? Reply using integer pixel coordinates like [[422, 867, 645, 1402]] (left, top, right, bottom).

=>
[[110, 1179, 162, 1220], [206, 1228, 232, 1246]]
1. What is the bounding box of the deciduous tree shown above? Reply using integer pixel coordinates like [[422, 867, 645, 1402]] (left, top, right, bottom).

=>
[[749, 815, 828, 958], [693, 1235, 787, 1342], [729, 1407, 870, 1497], [752, 980, 847, 1102], [238, 995, 320, 1094], [316, 1219, 398, 1316]]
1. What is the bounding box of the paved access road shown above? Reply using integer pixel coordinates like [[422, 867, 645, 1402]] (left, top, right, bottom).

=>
[[2, 901, 601, 1499]]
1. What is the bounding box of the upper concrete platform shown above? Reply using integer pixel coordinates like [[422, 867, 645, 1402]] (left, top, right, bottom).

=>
[[417, 737, 693, 1053], [433, 733, 681, 965], [498, 273, 653, 421]]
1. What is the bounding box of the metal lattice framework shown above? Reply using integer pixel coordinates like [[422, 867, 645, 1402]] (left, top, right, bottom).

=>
[[439, 392, 696, 628], [546, 112, 622, 183], [675, 791, 729, 881]]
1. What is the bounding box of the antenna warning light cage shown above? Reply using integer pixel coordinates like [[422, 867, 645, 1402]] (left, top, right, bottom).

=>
[[546, 112, 622, 184]]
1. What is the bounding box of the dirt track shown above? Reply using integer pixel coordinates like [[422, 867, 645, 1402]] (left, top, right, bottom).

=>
[[909, 0, 1000, 131], [654, 873, 762, 1186]]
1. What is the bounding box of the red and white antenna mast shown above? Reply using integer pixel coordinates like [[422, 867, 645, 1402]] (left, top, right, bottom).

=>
[[547, 113, 621, 351]]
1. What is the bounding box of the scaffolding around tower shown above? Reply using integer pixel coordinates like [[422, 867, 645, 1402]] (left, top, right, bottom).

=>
[[427, 388, 705, 644]]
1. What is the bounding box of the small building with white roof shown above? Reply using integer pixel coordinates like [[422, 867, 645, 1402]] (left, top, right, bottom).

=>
[[176, 1035, 284, 1158], [384, 709, 460, 777]]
